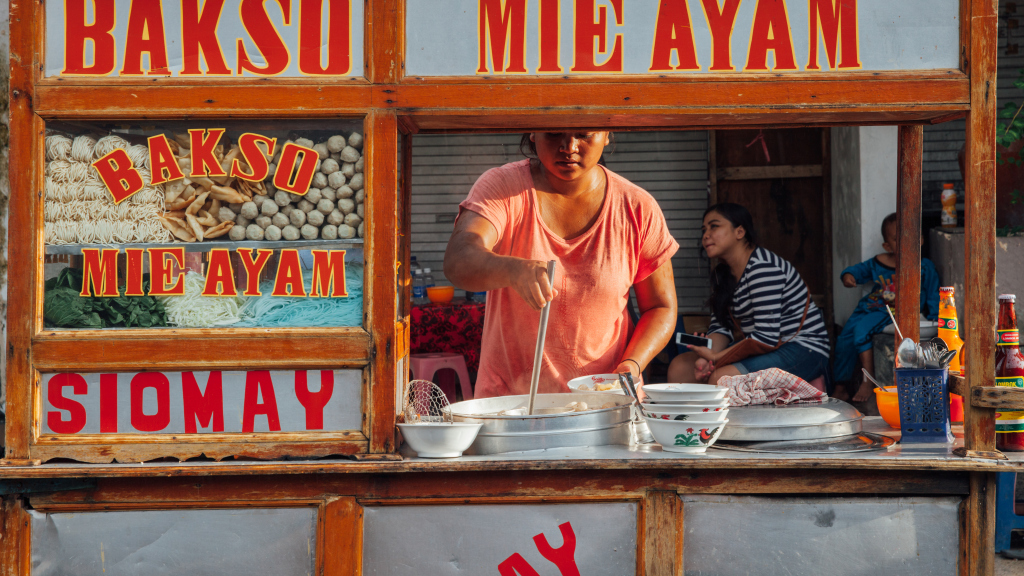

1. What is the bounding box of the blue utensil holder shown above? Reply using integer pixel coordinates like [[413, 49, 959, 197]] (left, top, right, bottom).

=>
[[895, 368, 953, 443]]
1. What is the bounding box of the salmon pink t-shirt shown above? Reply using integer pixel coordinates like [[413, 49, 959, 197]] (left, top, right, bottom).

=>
[[459, 160, 678, 398]]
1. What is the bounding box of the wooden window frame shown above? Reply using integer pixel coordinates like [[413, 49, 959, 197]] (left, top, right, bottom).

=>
[[5, 0, 996, 471]]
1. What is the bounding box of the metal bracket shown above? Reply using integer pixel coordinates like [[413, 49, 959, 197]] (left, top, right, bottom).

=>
[[0, 478, 98, 496]]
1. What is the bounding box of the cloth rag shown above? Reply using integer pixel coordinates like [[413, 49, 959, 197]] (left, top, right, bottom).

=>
[[721, 368, 828, 406]]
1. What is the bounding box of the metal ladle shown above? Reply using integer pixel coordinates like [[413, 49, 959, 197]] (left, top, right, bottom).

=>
[[527, 261, 557, 416]]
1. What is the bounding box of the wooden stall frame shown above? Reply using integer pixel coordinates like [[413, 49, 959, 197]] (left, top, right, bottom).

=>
[[3, 0, 1005, 572]]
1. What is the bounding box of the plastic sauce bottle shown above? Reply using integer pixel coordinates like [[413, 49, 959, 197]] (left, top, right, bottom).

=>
[[937, 286, 966, 376], [412, 270, 427, 306], [940, 183, 958, 227], [996, 294, 1024, 451]]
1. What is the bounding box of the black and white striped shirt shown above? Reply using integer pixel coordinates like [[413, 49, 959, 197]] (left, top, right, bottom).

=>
[[707, 247, 830, 358]]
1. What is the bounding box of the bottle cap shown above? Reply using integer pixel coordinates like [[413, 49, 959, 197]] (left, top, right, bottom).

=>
[[940, 286, 955, 293], [999, 294, 1017, 301], [943, 183, 955, 189], [424, 268, 431, 274]]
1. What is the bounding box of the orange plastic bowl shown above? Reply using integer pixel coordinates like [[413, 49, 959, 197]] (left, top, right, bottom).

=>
[[427, 285, 454, 304], [874, 387, 964, 429]]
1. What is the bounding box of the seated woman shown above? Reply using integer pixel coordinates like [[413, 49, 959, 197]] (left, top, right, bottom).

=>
[[667, 203, 830, 386]]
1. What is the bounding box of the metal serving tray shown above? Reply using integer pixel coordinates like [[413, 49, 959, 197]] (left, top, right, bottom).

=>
[[717, 398, 864, 441], [449, 393, 633, 455]]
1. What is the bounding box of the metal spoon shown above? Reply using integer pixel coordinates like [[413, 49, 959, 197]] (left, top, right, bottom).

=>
[[897, 337, 919, 368], [939, 349, 959, 368], [862, 368, 891, 392]]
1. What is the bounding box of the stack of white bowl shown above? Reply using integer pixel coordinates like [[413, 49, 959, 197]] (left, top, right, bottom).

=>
[[640, 384, 730, 453]]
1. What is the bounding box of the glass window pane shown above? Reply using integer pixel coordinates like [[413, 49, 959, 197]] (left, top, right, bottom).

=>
[[43, 120, 365, 330]]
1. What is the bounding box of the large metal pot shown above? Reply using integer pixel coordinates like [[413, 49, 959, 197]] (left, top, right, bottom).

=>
[[449, 393, 633, 455]]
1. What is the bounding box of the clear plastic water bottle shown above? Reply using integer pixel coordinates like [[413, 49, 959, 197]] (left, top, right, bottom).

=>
[[423, 268, 436, 291], [410, 255, 422, 277], [412, 270, 427, 306]]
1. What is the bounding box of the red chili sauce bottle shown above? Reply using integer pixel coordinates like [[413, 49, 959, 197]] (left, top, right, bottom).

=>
[[996, 294, 1024, 452]]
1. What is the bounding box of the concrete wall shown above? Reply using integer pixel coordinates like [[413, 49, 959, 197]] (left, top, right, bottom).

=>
[[830, 126, 899, 326]]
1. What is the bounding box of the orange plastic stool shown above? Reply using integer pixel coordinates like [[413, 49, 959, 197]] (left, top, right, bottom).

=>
[[409, 353, 474, 403]]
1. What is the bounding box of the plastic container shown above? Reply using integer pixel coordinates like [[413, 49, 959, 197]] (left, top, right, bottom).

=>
[[412, 270, 427, 306], [875, 386, 962, 429], [941, 183, 958, 227], [427, 285, 454, 304], [423, 268, 436, 291], [894, 368, 954, 443]]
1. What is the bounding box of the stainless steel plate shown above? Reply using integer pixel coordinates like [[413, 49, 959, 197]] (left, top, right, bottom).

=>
[[712, 432, 896, 453], [718, 398, 864, 441], [449, 393, 633, 455]]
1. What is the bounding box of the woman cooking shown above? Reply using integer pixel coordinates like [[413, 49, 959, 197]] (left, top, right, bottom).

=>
[[667, 203, 830, 386], [443, 132, 679, 398]]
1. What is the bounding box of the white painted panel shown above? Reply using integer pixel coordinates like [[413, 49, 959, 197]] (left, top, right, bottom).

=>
[[45, 0, 364, 77], [40, 369, 362, 434], [407, 0, 959, 76]]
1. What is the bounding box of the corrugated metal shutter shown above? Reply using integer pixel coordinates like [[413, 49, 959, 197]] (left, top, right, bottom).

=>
[[923, 0, 1024, 214], [410, 131, 711, 312], [601, 131, 710, 313]]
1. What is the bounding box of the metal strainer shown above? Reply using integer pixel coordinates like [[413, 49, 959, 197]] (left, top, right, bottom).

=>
[[403, 379, 452, 423]]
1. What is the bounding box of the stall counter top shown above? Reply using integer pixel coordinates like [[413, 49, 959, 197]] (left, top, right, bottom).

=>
[[2, 418, 1023, 479]]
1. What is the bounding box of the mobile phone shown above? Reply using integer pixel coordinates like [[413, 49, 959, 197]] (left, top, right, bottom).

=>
[[676, 333, 713, 350]]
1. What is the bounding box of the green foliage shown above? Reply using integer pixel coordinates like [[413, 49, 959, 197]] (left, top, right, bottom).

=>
[[43, 267, 167, 328]]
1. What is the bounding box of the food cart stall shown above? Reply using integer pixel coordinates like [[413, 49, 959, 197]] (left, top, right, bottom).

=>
[[0, 0, 1016, 574]]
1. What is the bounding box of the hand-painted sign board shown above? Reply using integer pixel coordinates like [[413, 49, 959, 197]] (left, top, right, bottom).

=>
[[362, 503, 638, 575], [41, 370, 362, 435], [406, 0, 960, 76], [46, 0, 364, 78]]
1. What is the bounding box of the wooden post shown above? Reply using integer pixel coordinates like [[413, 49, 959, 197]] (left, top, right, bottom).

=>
[[896, 125, 923, 346], [0, 498, 30, 576], [962, 0, 999, 574], [963, 0, 999, 455], [367, 110, 400, 453], [643, 491, 683, 576], [3, 0, 41, 461]]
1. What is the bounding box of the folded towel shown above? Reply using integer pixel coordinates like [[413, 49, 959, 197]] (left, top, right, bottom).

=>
[[721, 368, 828, 406]]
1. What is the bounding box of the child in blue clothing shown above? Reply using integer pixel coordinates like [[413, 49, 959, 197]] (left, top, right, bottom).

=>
[[833, 213, 940, 403]]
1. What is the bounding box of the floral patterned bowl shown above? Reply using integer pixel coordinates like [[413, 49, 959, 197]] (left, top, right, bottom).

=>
[[644, 416, 728, 454], [643, 408, 728, 423]]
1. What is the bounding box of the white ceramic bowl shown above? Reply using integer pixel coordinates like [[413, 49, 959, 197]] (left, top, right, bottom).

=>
[[644, 416, 728, 454], [642, 384, 728, 403], [398, 422, 483, 458], [643, 406, 729, 422], [567, 374, 625, 394], [643, 397, 731, 407], [640, 402, 729, 414]]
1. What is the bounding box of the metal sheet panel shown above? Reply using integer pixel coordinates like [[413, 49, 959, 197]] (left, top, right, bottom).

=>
[[362, 503, 637, 575], [406, 0, 959, 76], [40, 370, 362, 434], [681, 495, 960, 576], [31, 508, 317, 576]]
